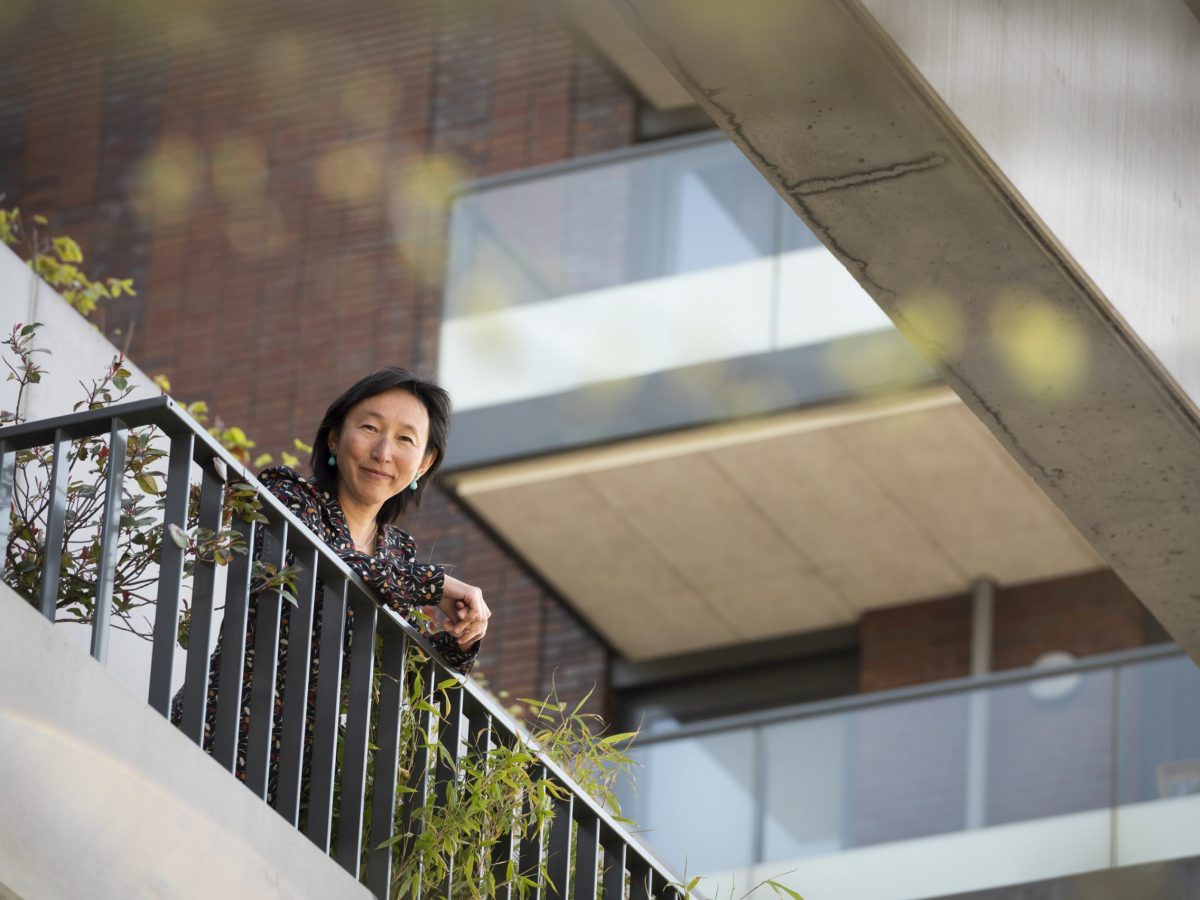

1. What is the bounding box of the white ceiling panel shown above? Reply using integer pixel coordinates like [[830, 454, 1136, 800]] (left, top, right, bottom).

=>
[[451, 387, 1105, 660]]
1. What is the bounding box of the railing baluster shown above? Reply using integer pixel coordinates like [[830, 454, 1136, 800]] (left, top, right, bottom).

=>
[[148, 431, 194, 715], [307, 575, 349, 852], [464, 700, 496, 888], [366, 626, 409, 899], [212, 516, 256, 772], [275, 545, 319, 824], [575, 812, 601, 900], [37, 428, 70, 621], [179, 461, 225, 744], [602, 834, 627, 900], [488, 721, 519, 899], [397, 656, 438, 898], [90, 418, 127, 664], [520, 763, 549, 899], [0, 439, 16, 555], [336, 592, 378, 878], [435, 683, 467, 897], [245, 517, 289, 796], [545, 790, 574, 899], [629, 858, 651, 900]]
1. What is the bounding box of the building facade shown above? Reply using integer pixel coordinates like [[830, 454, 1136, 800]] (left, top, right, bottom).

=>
[[2, 1, 1197, 897]]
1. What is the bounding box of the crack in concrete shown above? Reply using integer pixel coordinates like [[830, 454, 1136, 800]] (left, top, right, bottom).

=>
[[788, 154, 949, 197], [695, 81, 897, 297], [944, 365, 1066, 488]]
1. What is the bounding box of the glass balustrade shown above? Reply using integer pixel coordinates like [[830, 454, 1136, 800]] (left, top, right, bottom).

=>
[[617, 648, 1200, 898], [439, 133, 935, 469]]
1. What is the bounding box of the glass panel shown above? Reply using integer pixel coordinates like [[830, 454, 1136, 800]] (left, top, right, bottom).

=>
[[761, 715, 847, 859], [624, 654, 1195, 893], [983, 667, 1114, 826], [845, 692, 970, 847], [620, 730, 758, 875], [440, 134, 932, 434], [1114, 654, 1200, 866], [444, 139, 778, 317]]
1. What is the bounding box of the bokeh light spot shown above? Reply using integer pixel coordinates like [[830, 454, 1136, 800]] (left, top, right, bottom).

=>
[[212, 135, 267, 206], [990, 291, 1088, 402], [316, 142, 385, 206], [893, 289, 963, 363], [131, 137, 203, 227]]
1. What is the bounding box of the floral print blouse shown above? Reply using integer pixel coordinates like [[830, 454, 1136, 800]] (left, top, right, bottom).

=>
[[257, 465, 478, 672]]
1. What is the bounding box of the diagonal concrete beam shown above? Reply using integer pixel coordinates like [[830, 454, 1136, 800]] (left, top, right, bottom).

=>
[[611, 0, 1200, 662]]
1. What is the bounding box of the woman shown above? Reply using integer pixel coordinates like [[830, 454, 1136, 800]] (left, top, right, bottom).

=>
[[175, 367, 490, 785]]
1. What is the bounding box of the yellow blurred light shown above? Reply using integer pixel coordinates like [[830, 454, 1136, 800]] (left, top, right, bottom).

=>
[[315, 142, 385, 206], [389, 152, 468, 284], [461, 274, 513, 317], [990, 291, 1088, 402], [211, 135, 267, 203], [131, 137, 202, 227], [255, 33, 313, 106], [396, 154, 466, 217], [824, 331, 930, 398], [893, 289, 963, 363]]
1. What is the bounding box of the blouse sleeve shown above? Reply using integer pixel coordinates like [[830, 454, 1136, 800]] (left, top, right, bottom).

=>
[[339, 548, 445, 609]]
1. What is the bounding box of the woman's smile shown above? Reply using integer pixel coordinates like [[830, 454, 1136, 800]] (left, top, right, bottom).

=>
[[331, 388, 436, 521]]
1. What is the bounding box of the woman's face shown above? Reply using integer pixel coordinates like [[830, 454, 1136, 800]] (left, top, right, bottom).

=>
[[329, 388, 436, 515]]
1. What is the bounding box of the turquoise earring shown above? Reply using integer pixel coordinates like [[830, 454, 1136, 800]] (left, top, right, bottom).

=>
[[409, 478, 419, 491], [328, 452, 336, 466]]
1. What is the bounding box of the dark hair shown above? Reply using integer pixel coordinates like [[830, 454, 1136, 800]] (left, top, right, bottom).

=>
[[309, 367, 452, 524]]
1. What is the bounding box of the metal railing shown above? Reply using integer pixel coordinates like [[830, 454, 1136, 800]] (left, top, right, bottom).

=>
[[0, 396, 680, 899]]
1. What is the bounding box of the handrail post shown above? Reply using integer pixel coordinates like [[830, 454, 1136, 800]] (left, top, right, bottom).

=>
[[37, 428, 70, 621], [90, 417, 127, 664]]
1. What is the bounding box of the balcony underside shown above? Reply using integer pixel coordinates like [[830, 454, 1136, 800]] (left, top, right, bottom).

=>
[[447, 385, 1102, 661]]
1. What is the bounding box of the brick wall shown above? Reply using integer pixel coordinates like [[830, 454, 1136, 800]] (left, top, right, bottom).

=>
[[0, 0, 635, 715], [860, 569, 1163, 693]]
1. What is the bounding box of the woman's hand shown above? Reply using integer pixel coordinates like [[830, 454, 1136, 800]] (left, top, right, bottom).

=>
[[438, 574, 491, 649]]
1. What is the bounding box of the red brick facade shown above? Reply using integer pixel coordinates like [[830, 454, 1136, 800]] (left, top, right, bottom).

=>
[[0, 0, 635, 715], [860, 569, 1164, 693], [0, 1, 1167, 726]]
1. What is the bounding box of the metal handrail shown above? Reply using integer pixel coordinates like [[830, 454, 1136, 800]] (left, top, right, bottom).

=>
[[632, 643, 1186, 747], [0, 396, 681, 899]]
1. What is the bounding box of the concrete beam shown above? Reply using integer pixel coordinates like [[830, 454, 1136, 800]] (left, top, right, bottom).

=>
[[610, 0, 1200, 661]]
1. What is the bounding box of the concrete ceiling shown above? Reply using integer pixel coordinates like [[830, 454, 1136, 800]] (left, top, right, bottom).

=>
[[448, 387, 1101, 661]]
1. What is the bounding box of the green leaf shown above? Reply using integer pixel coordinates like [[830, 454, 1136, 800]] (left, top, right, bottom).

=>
[[135, 473, 158, 494], [19, 322, 43, 336], [767, 881, 805, 899], [600, 732, 638, 745], [52, 235, 84, 263]]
